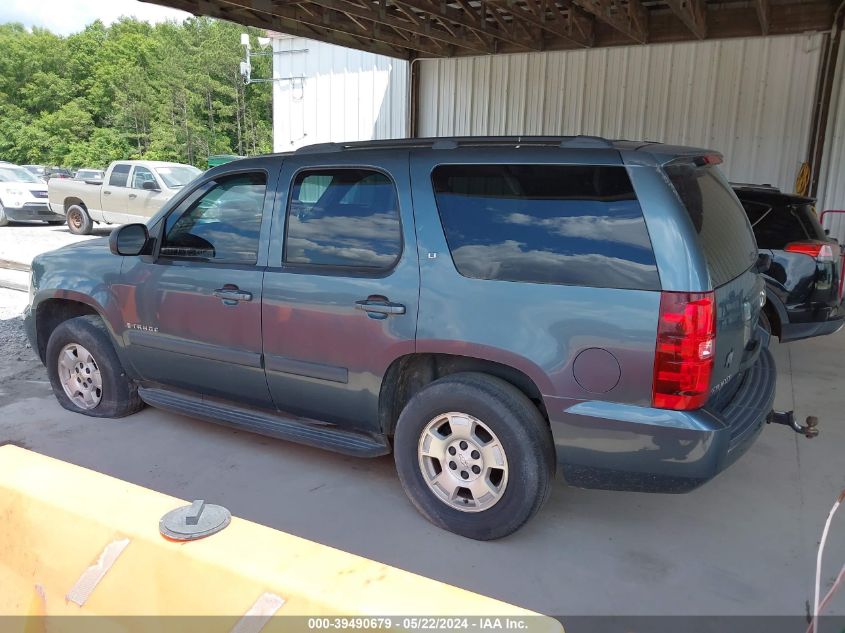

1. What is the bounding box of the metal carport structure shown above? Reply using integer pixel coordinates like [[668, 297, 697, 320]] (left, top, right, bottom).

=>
[[141, 0, 844, 209], [142, 0, 835, 58]]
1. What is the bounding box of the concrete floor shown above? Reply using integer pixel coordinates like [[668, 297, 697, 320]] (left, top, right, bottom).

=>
[[0, 306, 843, 617]]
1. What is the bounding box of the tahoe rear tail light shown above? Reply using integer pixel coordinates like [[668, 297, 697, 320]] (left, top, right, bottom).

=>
[[784, 241, 835, 262], [652, 291, 716, 411]]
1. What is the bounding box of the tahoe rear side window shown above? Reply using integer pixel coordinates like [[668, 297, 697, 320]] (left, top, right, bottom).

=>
[[430, 164, 660, 290], [285, 168, 402, 270], [665, 163, 757, 286]]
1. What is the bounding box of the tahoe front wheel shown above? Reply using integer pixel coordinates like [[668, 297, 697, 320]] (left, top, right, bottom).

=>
[[46, 315, 143, 418], [394, 372, 554, 540]]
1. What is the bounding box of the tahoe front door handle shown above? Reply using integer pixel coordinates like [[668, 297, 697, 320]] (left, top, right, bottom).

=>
[[355, 299, 406, 316], [128, 193, 137, 199], [214, 287, 253, 303]]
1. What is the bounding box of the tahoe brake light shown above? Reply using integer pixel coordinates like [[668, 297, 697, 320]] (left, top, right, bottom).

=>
[[652, 291, 716, 411]]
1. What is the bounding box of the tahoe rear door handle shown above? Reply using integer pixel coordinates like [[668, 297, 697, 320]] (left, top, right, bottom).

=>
[[214, 286, 253, 303], [128, 193, 137, 199], [355, 298, 406, 316]]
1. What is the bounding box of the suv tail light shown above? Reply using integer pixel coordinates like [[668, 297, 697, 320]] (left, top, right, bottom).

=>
[[786, 241, 842, 298], [784, 241, 835, 262], [652, 291, 716, 411]]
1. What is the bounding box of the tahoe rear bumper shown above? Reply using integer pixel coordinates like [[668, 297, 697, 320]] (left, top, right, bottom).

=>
[[547, 346, 776, 493]]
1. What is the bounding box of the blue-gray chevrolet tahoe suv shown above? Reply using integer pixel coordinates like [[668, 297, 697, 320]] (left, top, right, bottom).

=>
[[25, 136, 776, 539]]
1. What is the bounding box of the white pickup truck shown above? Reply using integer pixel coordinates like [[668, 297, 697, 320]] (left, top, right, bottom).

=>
[[48, 160, 202, 234]]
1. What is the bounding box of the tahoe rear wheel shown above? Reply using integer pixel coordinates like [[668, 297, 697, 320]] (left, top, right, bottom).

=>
[[46, 315, 143, 418], [394, 372, 554, 540]]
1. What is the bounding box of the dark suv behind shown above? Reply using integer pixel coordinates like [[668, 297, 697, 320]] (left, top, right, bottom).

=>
[[26, 137, 776, 539], [734, 184, 844, 342]]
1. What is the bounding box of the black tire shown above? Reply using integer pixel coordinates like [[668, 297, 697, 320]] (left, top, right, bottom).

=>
[[0, 202, 9, 227], [66, 204, 93, 235], [46, 315, 143, 418], [394, 372, 555, 540]]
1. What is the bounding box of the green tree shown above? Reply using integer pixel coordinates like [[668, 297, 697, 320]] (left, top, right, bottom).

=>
[[0, 16, 272, 169]]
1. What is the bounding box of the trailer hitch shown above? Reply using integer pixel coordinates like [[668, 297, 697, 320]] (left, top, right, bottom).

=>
[[767, 410, 819, 438]]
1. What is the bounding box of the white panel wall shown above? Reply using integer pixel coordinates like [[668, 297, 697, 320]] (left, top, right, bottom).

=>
[[272, 35, 408, 152], [419, 34, 825, 192], [818, 38, 845, 242]]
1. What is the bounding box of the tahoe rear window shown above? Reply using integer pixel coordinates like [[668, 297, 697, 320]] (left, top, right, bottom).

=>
[[664, 163, 758, 287], [431, 164, 660, 290]]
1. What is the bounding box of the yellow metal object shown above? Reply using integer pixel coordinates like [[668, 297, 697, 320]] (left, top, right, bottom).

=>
[[0, 445, 562, 633], [795, 162, 810, 197]]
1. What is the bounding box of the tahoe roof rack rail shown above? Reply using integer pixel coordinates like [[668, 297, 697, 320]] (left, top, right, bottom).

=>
[[294, 135, 616, 154]]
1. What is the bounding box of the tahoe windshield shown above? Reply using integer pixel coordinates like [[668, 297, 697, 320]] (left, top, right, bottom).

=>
[[0, 166, 41, 183], [665, 162, 757, 287], [156, 165, 202, 189]]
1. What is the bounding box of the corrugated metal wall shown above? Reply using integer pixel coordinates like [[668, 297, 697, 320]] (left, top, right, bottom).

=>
[[419, 34, 825, 192], [818, 38, 845, 242], [272, 36, 408, 152]]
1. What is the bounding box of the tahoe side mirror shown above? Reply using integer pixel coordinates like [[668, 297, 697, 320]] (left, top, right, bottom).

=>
[[142, 180, 160, 191], [109, 223, 150, 256], [755, 252, 772, 274]]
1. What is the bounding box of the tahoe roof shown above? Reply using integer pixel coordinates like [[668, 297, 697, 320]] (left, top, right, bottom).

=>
[[282, 135, 720, 164]]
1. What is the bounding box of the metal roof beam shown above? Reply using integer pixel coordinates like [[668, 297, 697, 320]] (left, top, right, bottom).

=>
[[755, 0, 770, 34], [485, 0, 594, 47], [570, 0, 647, 43], [216, 0, 450, 55], [306, 0, 492, 52], [146, 0, 414, 56], [664, 0, 707, 39], [396, 0, 538, 51], [482, 1, 542, 49]]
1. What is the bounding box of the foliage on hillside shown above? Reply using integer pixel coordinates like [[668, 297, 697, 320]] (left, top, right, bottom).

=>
[[0, 17, 272, 168]]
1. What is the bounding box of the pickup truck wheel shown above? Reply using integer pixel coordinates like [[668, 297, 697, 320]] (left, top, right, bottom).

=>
[[46, 315, 143, 418], [394, 372, 554, 540], [66, 204, 93, 235], [0, 202, 8, 227]]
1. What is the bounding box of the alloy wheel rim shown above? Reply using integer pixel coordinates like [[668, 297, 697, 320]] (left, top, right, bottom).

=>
[[69, 209, 82, 230], [57, 343, 102, 410], [417, 411, 509, 513]]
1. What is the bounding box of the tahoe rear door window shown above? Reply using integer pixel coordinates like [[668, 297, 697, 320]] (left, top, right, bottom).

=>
[[430, 164, 660, 290], [285, 168, 402, 270], [665, 163, 757, 286]]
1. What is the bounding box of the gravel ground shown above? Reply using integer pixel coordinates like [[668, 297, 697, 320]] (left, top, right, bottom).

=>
[[0, 222, 110, 266], [0, 288, 41, 386]]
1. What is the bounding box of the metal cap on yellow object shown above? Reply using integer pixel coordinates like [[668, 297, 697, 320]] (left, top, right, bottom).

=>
[[159, 499, 231, 541]]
